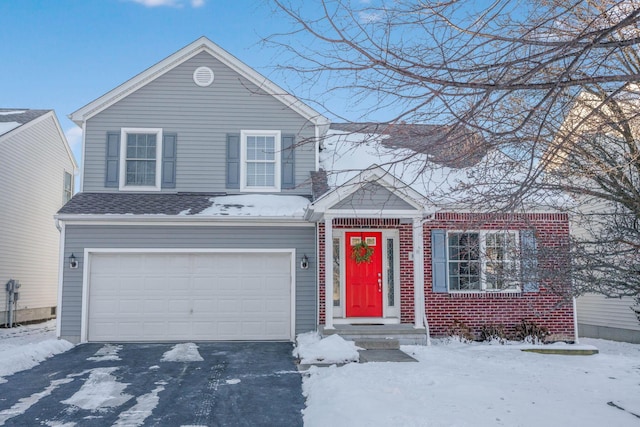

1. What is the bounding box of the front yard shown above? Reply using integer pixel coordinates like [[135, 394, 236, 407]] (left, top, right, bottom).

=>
[[1, 323, 639, 426], [300, 336, 640, 426]]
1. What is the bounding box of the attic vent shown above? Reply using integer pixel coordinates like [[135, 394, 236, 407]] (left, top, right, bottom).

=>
[[193, 66, 214, 87]]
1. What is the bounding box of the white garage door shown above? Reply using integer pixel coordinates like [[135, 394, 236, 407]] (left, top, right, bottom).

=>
[[87, 251, 293, 342]]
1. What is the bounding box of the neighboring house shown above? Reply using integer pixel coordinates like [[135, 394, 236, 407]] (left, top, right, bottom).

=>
[[553, 91, 640, 344], [0, 109, 77, 326], [56, 37, 575, 344]]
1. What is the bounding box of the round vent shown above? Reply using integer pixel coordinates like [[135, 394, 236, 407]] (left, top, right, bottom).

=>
[[193, 66, 214, 87]]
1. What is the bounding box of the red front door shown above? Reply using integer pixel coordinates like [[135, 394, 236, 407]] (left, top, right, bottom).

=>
[[345, 231, 383, 317]]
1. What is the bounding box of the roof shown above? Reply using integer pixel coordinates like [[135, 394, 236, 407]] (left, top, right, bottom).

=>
[[69, 36, 330, 128], [320, 123, 562, 210], [0, 109, 50, 137], [57, 192, 311, 219], [329, 122, 487, 168]]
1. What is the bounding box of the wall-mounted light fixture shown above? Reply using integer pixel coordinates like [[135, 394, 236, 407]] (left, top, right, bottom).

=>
[[300, 254, 309, 270], [69, 253, 78, 269]]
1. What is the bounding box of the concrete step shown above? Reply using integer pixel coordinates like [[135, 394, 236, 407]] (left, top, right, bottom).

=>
[[321, 324, 428, 345], [355, 338, 399, 350]]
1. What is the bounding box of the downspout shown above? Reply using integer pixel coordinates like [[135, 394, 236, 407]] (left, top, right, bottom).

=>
[[420, 213, 436, 346], [55, 219, 66, 339], [573, 296, 579, 344]]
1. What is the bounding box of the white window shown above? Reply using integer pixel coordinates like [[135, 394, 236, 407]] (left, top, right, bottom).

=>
[[63, 171, 73, 204], [447, 231, 520, 291], [240, 130, 281, 192], [119, 128, 163, 191]]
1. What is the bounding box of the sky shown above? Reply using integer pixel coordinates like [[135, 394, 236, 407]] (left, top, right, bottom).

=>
[[0, 0, 344, 169]]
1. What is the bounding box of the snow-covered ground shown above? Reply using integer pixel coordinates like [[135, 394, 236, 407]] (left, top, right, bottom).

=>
[[299, 334, 640, 427], [2, 323, 639, 427], [0, 320, 73, 384]]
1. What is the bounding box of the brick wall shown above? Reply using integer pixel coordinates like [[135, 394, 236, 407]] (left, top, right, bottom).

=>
[[318, 212, 575, 340], [424, 212, 574, 339]]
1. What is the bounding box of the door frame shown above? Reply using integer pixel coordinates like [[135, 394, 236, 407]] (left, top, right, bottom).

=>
[[80, 248, 296, 343], [330, 229, 401, 324]]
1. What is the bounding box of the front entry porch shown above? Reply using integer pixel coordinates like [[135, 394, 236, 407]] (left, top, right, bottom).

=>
[[320, 324, 428, 347]]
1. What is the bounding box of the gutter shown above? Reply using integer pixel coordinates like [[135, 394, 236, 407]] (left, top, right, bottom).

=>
[[54, 213, 313, 226]]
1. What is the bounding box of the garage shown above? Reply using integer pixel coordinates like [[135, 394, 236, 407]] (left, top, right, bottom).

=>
[[85, 250, 294, 342]]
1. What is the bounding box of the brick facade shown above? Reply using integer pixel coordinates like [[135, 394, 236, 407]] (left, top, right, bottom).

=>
[[423, 212, 574, 339], [318, 212, 575, 340]]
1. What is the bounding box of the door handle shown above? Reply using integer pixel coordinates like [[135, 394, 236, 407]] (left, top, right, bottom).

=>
[[378, 278, 382, 292]]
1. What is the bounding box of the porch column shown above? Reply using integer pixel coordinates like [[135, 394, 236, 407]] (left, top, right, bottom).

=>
[[413, 217, 425, 328], [324, 216, 334, 329]]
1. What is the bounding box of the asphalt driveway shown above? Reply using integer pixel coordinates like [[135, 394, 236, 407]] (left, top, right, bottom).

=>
[[0, 342, 304, 426]]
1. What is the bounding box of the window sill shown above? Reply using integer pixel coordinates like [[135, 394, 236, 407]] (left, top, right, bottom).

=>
[[118, 185, 161, 192], [447, 291, 522, 299]]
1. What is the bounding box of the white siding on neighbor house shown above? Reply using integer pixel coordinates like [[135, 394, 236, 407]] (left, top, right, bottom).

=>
[[570, 195, 640, 340], [577, 294, 640, 331], [82, 52, 317, 194], [0, 114, 75, 321]]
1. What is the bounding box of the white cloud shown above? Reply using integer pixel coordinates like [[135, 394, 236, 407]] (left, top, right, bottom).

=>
[[64, 127, 83, 152], [358, 11, 383, 24], [129, 0, 205, 8]]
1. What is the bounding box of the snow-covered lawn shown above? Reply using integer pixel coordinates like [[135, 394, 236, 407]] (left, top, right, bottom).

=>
[[0, 320, 73, 384], [2, 323, 639, 427], [299, 334, 640, 427]]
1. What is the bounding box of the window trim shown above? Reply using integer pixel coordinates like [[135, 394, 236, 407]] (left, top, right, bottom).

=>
[[240, 130, 281, 192], [63, 170, 73, 204], [119, 128, 163, 191], [446, 230, 521, 293]]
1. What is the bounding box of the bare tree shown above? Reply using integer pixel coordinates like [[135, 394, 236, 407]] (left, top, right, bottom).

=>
[[267, 0, 640, 298]]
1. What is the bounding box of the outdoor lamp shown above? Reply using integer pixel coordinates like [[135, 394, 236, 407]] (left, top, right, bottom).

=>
[[300, 254, 309, 270], [69, 253, 78, 269]]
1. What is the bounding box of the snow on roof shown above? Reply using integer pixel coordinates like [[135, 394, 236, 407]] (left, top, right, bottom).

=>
[[0, 109, 51, 137], [0, 121, 22, 136], [182, 194, 310, 218], [320, 129, 471, 206], [320, 128, 566, 210]]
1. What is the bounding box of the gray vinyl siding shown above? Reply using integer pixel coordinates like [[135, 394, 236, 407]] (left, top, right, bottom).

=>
[[330, 182, 417, 210], [0, 114, 75, 321], [60, 224, 317, 342], [82, 52, 316, 195]]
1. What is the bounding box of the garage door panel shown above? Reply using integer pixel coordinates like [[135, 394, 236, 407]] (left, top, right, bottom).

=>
[[88, 252, 292, 341]]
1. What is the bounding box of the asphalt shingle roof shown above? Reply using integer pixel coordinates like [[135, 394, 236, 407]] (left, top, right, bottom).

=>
[[0, 109, 50, 124], [57, 192, 219, 215], [0, 109, 51, 137]]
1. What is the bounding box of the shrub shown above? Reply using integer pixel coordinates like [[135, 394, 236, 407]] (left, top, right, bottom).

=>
[[479, 323, 508, 344], [446, 319, 475, 342], [514, 319, 549, 344]]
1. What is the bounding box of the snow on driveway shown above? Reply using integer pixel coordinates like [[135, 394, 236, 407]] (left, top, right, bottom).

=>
[[0, 320, 73, 384], [2, 322, 639, 426], [301, 337, 640, 427]]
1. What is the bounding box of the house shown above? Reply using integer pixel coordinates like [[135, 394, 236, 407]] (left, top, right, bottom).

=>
[[0, 109, 77, 326], [551, 90, 640, 344], [56, 37, 575, 344]]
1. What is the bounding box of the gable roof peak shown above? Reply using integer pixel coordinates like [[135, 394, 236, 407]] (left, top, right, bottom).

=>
[[69, 36, 329, 128]]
